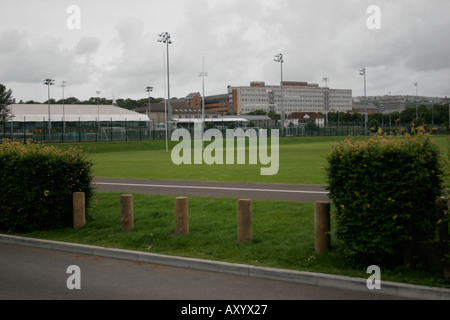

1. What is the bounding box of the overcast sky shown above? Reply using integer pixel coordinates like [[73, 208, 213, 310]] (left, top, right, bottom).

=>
[[1, 0, 449, 103]]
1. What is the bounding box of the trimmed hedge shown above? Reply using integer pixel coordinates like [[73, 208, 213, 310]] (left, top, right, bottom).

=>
[[0, 140, 93, 232], [325, 130, 443, 265]]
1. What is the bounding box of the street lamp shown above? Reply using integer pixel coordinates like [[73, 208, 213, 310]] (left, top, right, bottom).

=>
[[274, 53, 285, 133], [359, 68, 367, 134], [61, 81, 66, 134], [158, 32, 172, 123], [146, 86, 153, 135], [43, 79, 55, 139]]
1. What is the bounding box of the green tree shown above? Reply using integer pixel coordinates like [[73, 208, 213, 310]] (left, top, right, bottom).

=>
[[268, 110, 280, 120], [0, 84, 13, 123]]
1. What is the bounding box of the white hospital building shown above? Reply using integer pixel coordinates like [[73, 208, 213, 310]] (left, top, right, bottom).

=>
[[228, 81, 353, 116]]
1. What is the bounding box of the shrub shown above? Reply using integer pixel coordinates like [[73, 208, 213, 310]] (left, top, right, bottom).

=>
[[325, 130, 443, 265], [0, 140, 93, 232]]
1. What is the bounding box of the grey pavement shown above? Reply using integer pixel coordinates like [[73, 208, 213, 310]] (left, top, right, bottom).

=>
[[1, 234, 449, 301], [93, 177, 330, 203]]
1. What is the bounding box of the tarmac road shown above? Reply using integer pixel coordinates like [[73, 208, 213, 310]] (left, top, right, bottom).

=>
[[93, 178, 330, 203], [0, 242, 397, 302]]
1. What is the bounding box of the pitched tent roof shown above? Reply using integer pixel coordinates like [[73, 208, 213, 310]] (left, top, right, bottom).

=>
[[8, 104, 149, 122], [288, 112, 325, 120]]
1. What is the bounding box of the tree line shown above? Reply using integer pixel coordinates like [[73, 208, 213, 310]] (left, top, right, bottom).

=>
[[16, 96, 164, 111], [327, 103, 450, 126]]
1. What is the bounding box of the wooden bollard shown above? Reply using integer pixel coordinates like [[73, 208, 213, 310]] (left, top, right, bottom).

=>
[[73, 192, 85, 229], [121, 194, 134, 232], [315, 201, 331, 253], [175, 197, 189, 235], [238, 199, 252, 242], [436, 198, 449, 242]]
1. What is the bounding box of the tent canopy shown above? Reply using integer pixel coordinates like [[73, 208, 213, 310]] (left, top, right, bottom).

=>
[[9, 104, 149, 122]]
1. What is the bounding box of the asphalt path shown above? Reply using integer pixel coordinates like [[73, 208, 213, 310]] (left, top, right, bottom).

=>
[[93, 178, 330, 203], [0, 242, 397, 302]]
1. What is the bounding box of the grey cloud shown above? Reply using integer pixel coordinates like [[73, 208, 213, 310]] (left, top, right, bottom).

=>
[[75, 36, 101, 55]]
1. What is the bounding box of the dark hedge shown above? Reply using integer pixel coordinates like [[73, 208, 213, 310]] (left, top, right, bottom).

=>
[[0, 140, 93, 232], [325, 130, 444, 265]]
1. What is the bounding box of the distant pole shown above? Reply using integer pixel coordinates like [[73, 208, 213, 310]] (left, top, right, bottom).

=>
[[322, 78, 330, 126], [158, 32, 172, 122], [96, 90, 101, 135], [146, 86, 153, 136], [163, 51, 169, 152], [414, 82, 418, 121], [199, 57, 208, 132], [359, 68, 367, 134], [61, 81, 66, 134], [43, 79, 55, 139], [274, 53, 285, 134]]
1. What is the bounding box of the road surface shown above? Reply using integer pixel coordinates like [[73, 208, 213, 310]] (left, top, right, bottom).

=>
[[0, 242, 397, 303], [93, 178, 330, 203]]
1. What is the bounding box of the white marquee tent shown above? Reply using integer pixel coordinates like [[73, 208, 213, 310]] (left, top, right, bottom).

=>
[[8, 104, 149, 122]]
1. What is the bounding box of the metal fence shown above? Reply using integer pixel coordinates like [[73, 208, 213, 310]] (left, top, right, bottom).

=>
[[1, 119, 449, 143]]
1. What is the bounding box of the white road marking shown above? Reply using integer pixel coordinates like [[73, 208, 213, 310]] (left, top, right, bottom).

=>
[[94, 182, 329, 195]]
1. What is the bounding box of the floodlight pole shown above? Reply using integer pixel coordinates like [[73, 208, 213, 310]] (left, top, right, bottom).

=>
[[274, 53, 285, 134], [158, 32, 172, 124], [43, 79, 55, 139]]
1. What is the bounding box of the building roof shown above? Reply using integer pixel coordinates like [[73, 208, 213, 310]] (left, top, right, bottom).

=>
[[9, 104, 149, 122], [222, 115, 272, 121], [288, 112, 325, 120], [137, 101, 222, 115]]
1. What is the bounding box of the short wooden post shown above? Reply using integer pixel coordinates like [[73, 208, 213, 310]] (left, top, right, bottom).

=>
[[436, 198, 449, 242], [175, 197, 189, 235], [315, 201, 331, 253], [238, 199, 252, 242], [73, 192, 85, 229], [121, 194, 134, 232]]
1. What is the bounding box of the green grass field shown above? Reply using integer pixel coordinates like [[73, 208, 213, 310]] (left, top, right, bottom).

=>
[[54, 135, 450, 186]]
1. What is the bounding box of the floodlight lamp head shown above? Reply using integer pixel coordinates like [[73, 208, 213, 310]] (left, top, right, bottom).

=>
[[43, 79, 55, 85], [274, 53, 284, 63]]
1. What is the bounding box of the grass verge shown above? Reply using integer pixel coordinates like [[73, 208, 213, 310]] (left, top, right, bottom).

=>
[[16, 192, 450, 289]]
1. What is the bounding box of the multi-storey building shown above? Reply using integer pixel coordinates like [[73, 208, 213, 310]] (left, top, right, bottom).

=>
[[227, 81, 353, 116], [378, 96, 406, 114]]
